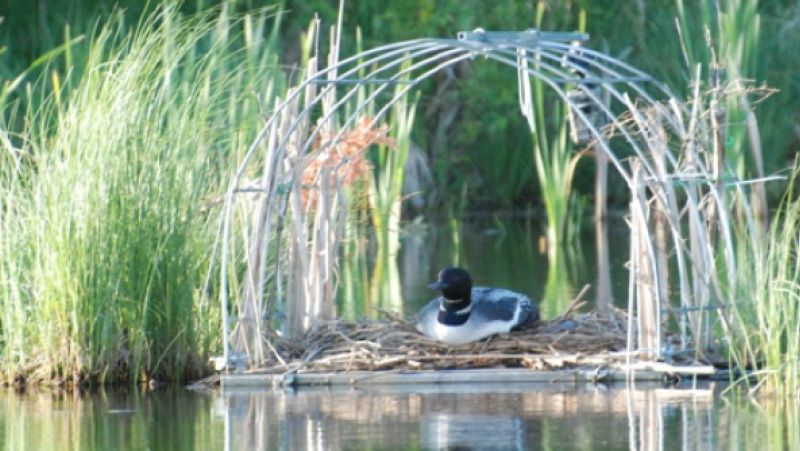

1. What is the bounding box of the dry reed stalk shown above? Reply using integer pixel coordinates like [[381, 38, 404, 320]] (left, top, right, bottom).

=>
[[249, 306, 630, 374], [284, 117, 396, 339], [599, 69, 773, 362], [631, 161, 660, 361], [594, 141, 613, 315], [646, 108, 690, 347], [276, 15, 404, 339], [741, 93, 767, 221]]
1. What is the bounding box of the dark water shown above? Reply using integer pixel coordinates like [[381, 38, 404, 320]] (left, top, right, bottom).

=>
[[2, 382, 796, 450], [397, 215, 631, 316]]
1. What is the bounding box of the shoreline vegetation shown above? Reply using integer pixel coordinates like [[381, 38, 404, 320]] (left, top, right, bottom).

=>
[[1, 4, 286, 386], [1, 0, 800, 399]]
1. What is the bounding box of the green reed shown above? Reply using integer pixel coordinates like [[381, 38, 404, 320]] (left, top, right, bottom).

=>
[[516, 3, 584, 312], [0, 3, 284, 384], [368, 78, 418, 315], [336, 30, 418, 318], [676, 0, 766, 216], [723, 163, 800, 395], [337, 93, 417, 318]]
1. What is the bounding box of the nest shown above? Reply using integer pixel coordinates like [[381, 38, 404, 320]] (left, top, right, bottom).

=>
[[261, 295, 630, 374]]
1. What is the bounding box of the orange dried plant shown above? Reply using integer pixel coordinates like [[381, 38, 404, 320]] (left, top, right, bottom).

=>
[[301, 116, 395, 208]]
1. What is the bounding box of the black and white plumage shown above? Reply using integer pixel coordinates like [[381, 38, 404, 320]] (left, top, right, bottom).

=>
[[416, 267, 539, 344]]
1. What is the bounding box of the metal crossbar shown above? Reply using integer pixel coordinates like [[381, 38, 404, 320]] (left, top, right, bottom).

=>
[[457, 28, 589, 44]]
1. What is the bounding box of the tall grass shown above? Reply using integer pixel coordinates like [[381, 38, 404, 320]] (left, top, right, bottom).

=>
[[0, 4, 283, 384], [724, 163, 800, 395], [675, 0, 767, 218], [670, 0, 800, 393]]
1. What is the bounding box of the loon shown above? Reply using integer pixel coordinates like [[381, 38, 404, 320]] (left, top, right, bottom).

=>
[[416, 267, 539, 344]]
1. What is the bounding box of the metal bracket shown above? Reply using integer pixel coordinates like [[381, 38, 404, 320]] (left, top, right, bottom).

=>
[[457, 28, 589, 45]]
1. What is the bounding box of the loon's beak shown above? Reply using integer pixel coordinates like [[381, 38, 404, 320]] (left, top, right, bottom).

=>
[[428, 280, 448, 290]]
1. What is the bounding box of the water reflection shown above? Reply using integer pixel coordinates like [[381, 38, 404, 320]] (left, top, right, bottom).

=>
[[219, 382, 725, 450], [422, 414, 525, 450], [1, 382, 799, 450], [0, 387, 223, 450], [338, 215, 631, 321], [398, 216, 631, 315]]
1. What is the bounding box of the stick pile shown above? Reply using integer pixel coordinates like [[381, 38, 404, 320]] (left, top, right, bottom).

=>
[[259, 305, 630, 373]]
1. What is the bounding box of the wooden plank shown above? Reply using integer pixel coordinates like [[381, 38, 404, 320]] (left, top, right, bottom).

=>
[[221, 365, 721, 389], [618, 361, 716, 375]]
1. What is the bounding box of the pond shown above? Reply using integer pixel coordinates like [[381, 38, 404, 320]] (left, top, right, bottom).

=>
[[2, 382, 796, 450], [5, 217, 769, 450], [341, 214, 632, 320]]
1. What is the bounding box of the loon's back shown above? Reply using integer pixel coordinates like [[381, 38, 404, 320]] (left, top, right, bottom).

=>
[[416, 287, 539, 344]]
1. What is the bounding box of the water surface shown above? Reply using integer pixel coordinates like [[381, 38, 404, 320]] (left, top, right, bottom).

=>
[[4, 218, 780, 450], [346, 216, 629, 319], [394, 215, 631, 316], [1, 382, 795, 450]]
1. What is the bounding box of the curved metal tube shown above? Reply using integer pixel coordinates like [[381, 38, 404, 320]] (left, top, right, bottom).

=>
[[218, 30, 743, 365]]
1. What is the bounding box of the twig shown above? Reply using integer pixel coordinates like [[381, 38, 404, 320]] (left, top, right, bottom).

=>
[[553, 283, 592, 321]]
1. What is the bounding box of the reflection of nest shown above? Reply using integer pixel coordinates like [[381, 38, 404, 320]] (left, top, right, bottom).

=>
[[264, 301, 629, 374]]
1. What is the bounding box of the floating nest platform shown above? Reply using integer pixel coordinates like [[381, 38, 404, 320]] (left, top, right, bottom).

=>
[[271, 307, 629, 372], [218, 301, 721, 389]]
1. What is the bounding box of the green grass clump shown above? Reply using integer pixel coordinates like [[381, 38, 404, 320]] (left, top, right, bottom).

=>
[[724, 163, 800, 395], [0, 4, 283, 384]]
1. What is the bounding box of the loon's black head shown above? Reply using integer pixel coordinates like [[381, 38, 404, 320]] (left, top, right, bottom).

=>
[[429, 267, 473, 326], [428, 267, 472, 304]]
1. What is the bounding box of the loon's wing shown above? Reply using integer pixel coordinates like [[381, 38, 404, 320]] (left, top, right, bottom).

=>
[[472, 287, 539, 326], [415, 297, 442, 333], [470, 289, 519, 322]]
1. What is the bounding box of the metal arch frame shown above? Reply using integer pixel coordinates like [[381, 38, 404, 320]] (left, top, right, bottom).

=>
[[215, 29, 727, 367]]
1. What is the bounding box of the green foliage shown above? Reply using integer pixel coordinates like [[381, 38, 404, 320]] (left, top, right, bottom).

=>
[[5, 1, 798, 210], [367, 82, 418, 315], [725, 161, 800, 394], [338, 55, 419, 319], [0, 3, 284, 384], [3, 0, 800, 386], [284, 0, 585, 209]]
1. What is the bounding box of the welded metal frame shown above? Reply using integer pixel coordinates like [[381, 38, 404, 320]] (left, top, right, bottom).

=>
[[214, 28, 740, 371]]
